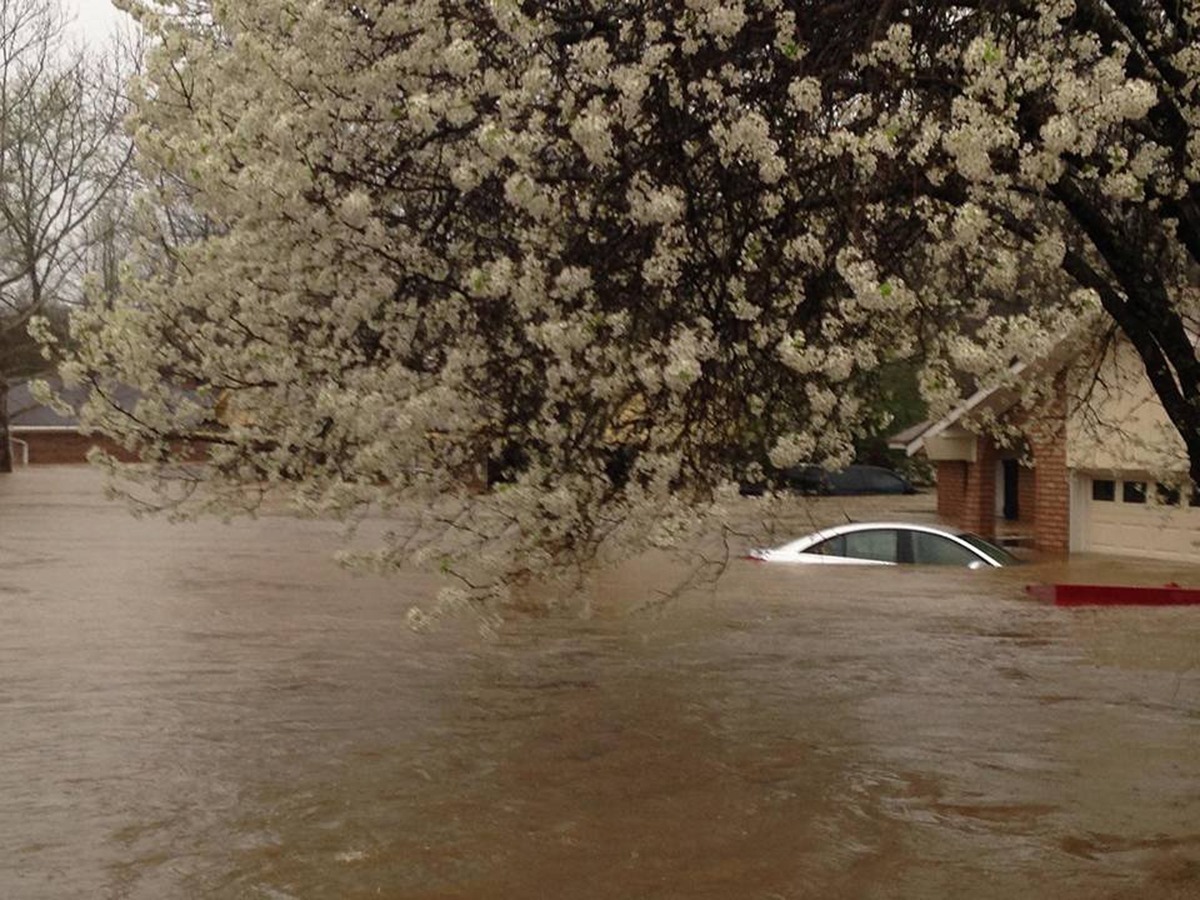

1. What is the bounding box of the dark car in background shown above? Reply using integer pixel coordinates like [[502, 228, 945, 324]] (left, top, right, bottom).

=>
[[741, 464, 916, 496], [786, 464, 915, 495]]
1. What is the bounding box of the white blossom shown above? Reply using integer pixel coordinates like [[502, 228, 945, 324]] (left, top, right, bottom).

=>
[[66, 0, 1200, 603]]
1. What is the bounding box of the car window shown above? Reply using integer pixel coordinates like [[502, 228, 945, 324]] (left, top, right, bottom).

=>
[[842, 529, 899, 563], [807, 535, 846, 556], [911, 531, 980, 566], [956, 533, 1019, 566]]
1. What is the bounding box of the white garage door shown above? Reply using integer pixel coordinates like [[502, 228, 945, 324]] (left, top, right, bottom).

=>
[[1079, 473, 1200, 563]]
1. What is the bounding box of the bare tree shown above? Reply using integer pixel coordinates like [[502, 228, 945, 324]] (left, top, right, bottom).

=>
[[0, 0, 132, 471]]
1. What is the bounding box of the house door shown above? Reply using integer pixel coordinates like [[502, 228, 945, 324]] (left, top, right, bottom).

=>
[[1001, 458, 1019, 520]]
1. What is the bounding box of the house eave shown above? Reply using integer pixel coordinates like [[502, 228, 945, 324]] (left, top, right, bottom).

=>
[[923, 428, 978, 462], [887, 360, 1027, 457]]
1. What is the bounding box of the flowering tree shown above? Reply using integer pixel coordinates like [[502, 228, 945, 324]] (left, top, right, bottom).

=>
[[64, 0, 1200, 592], [863, 0, 1200, 486], [0, 0, 131, 471], [68, 0, 923, 593]]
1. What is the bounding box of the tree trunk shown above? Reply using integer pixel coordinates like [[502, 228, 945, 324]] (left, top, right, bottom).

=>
[[1048, 179, 1200, 488]]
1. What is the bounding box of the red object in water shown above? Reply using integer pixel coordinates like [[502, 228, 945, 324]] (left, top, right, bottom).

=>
[[1026, 582, 1200, 606]]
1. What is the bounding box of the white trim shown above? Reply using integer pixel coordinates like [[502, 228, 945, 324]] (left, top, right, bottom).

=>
[[1069, 470, 1088, 552], [919, 362, 1027, 449]]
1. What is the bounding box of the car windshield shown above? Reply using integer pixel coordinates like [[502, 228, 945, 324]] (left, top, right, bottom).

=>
[[956, 532, 1021, 566]]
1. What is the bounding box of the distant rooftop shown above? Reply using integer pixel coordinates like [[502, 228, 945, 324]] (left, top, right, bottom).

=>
[[7, 379, 142, 429]]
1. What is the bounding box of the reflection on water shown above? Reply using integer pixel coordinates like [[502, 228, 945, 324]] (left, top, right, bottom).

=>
[[1, 467, 1199, 899]]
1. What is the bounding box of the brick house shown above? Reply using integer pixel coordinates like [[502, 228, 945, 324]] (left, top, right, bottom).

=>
[[890, 331, 1200, 564], [6, 380, 141, 465]]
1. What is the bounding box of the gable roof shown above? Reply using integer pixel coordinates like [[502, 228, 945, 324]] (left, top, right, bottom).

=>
[[888, 315, 1105, 457], [889, 361, 1026, 457]]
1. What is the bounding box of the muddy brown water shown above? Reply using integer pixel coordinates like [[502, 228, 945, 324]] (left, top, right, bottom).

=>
[[2, 467, 1199, 899]]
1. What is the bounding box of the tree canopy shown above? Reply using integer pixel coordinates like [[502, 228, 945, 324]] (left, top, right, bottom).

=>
[[65, 0, 1200, 591], [0, 0, 132, 470]]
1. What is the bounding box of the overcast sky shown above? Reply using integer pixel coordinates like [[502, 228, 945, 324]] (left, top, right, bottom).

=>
[[63, 0, 132, 45]]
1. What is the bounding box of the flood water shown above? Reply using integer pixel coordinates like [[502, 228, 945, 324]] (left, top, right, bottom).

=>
[[2, 467, 1199, 899]]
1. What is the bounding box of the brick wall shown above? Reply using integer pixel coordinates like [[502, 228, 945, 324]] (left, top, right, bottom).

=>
[[12, 432, 137, 465], [1028, 433, 1069, 553], [940, 441, 1069, 551], [935, 440, 999, 537], [1026, 380, 1071, 555], [936, 461, 966, 523], [960, 437, 998, 537], [1016, 463, 1037, 528]]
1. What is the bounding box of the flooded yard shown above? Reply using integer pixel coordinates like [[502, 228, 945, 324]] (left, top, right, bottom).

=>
[[1, 467, 1198, 898]]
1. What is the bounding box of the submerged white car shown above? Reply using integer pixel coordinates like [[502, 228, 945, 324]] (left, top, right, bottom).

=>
[[747, 522, 1018, 568]]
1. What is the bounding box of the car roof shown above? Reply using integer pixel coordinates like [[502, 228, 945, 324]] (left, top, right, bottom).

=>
[[776, 521, 971, 551], [810, 521, 964, 536]]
